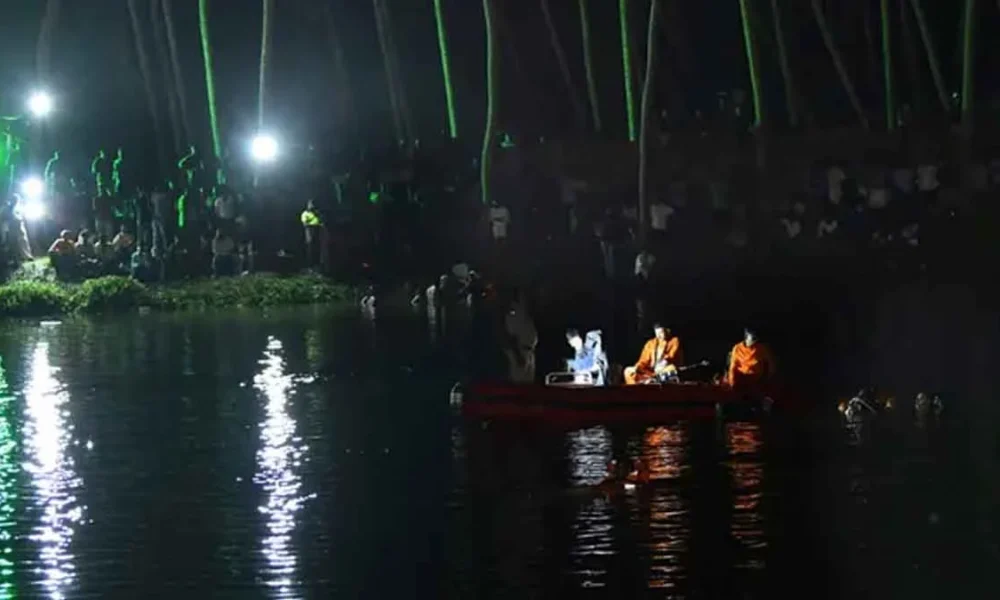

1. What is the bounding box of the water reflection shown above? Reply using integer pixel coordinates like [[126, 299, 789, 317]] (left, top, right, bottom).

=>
[[23, 342, 85, 599], [0, 360, 17, 599], [641, 425, 691, 590], [725, 422, 767, 570], [253, 337, 313, 599], [567, 427, 613, 588]]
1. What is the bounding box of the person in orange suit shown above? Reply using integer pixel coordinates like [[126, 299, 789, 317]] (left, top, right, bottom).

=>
[[726, 328, 776, 389], [624, 323, 683, 385]]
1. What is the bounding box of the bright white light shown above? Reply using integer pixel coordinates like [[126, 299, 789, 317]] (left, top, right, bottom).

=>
[[27, 91, 54, 118], [22, 199, 46, 221], [20, 176, 45, 200], [251, 134, 279, 163]]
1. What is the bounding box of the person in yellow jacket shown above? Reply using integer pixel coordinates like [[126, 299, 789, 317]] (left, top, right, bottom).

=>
[[624, 323, 684, 385], [300, 200, 323, 268]]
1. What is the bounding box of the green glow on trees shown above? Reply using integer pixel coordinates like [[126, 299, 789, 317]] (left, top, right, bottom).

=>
[[198, 0, 223, 163], [880, 0, 895, 130], [737, 0, 763, 128], [432, 0, 458, 139], [618, 0, 636, 141]]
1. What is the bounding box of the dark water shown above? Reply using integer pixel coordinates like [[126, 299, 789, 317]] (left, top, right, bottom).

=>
[[0, 305, 995, 598]]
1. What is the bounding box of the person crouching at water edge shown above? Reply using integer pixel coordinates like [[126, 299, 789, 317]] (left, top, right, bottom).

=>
[[565, 329, 609, 386], [726, 328, 776, 389], [503, 294, 537, 383], [625, 323, 684, 385]]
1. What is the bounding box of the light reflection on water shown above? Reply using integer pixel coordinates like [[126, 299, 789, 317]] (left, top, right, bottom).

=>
[[253, 337, 313, 599], [641, 425, 691, 591], [23, 342, 86, 600], [725, 422, 767, 570], [0, 360, 17, 599], [567, 427, 614, 589]]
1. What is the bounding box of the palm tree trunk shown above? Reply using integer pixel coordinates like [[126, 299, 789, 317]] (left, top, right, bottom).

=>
[[880, 0, 895, 130], [960, 0, 976, 130], [151, 0, 183, 157], [638, 0, 662, 245], [433, 0, 459, 138], [769, 0, 798, 127], [36, 0, 61, 82], [578, 0, 602, 133], [540, 0, 586, 131], [379, 1, 414, 142], [320, 3, 358, 136], [907, 0, 949, 114], [162, 0, 192, 145], [618, 0, 637, 141], [258, 0, 274, 130], [127, 0, 168, 174], [372, 0, 404, 143], [481, 0, 498, 206], [198, 0, 223, 164], [862, 0, 881, 112], [810, 0, 868, 129], [737, 0, 764, 128], [900, 0, 924, 114]]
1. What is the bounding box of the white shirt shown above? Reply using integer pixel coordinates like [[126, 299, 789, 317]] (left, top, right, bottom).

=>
[[489, 205, 510, 239], [891, 168, 915, 194], [215, 195, 237, 220], [916, 165, 939, 192], [649, 203, 674, 231], [867, 187, 888, 209], [634, 251, 656, 279], [212, 236, 235, 256], [827, 166, 846, 204]]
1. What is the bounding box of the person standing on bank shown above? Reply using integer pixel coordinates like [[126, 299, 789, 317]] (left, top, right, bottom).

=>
[[300, 200, 323, 270]]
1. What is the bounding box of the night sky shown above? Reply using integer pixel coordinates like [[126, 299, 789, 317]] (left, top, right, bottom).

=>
[[1, 0, 996, 172]]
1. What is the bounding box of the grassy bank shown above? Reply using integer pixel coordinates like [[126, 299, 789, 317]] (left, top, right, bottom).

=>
[[0, 272, 357, 317]]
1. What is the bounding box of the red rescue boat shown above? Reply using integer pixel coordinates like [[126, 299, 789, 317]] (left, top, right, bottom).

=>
[[454, 373, 795, 424]]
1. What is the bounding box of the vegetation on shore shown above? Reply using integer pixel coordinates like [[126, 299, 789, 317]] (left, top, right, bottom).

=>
[[0, 269, 356, 318]]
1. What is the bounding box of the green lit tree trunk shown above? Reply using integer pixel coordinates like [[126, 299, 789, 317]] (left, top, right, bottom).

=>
[[907, 0, 949, 114], [618, 0, 637, 141], [960, 0, 976, 130], [810, 0, 868, 129], [769, 0, 798, 127], [433, 0, 459, 138], [481, 0, 498, 206], [198, 0, 223, 167], [540, 0, 586, 131], [373, 0, 404, 143], [127, 0, 168, 174], [637, 0, 661, 244], [320, 2, 358, 137], [162, 0, 192, 145], [737, 0, 764, 128], [151, 0, 183, 156], [881, 0, 895, 130], [258, 0, 274, 130], [578, 0, 601, 133]]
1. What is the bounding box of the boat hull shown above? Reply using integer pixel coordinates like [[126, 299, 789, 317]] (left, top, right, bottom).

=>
[[459, 381, 784, 424]]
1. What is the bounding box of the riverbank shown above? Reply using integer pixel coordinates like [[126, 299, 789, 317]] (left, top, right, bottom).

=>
[[0, 266, 357, 317]]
